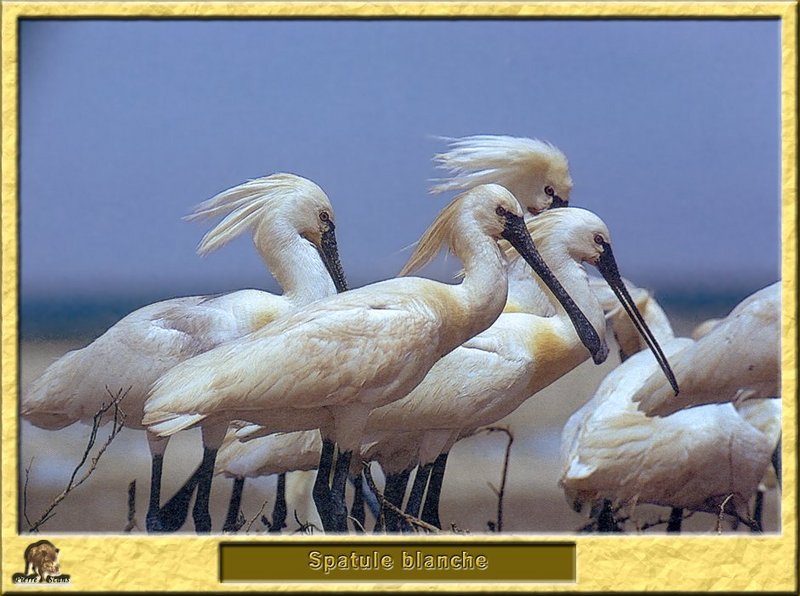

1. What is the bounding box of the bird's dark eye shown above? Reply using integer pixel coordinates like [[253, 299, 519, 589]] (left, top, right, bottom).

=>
[[544, 185, 555, 197], [319, 211, 330, 222], [495, 206, 507, 216], [594, 234, 604, 245]]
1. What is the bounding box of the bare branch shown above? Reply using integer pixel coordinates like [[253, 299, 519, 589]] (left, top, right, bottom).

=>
[[26, 387, 129, 532], [362, 464, 439, 534], [245, 498, 271, 534], [347, 515, 366, 534], [292, 509, 321, 535], [22, 458, 34, 531], [479, 426, 514, 533], [716, 494, 734, 534]]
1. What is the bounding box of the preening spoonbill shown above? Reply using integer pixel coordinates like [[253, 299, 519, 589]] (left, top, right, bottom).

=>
[[22, 173, 347, 532], [633, 282, 779, 417], [358, 208, 679, 529], [432, 134, 573, 213], [215, 427, 320, 532], [143, 184, 607, 532], [560, 286, 781, 531]]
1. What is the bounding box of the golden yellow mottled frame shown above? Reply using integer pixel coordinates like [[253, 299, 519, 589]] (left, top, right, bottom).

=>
[[1, 2, 796, 592]]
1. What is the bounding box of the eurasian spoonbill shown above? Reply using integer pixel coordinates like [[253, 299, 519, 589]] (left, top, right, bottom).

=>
[[560, 286, 780, 532], [358, 208, 679, 529], [143, 184, 607, 532], [229, 209, 679, 532], [22, 173, 347, 532]]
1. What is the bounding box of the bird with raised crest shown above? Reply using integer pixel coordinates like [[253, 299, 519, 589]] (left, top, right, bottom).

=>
[[22, 173, 348, 533], [143, 183, 607, 533]]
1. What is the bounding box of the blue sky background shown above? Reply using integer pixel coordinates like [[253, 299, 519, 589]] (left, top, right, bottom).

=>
[[18, 19, 781, 335]]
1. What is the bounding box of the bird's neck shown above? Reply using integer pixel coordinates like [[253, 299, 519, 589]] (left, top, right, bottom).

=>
[[504, 257, 555, 316], [446, 234, 510, 350], [253, 221, 337, 305], [535, 245, 606, 343]]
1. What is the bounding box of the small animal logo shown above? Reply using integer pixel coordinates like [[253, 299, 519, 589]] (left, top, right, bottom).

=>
[[11, 540, 70, 584]]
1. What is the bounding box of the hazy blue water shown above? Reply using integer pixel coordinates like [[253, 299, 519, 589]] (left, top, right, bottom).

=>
[[19, 285, 770, 341]]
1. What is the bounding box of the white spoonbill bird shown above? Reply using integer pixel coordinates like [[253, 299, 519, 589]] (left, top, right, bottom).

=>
[[432, 134, 573, 213], [143, 184, 607, 533], [560, 287, 780, 531], [215, 427, 322, 532], [633, 282, 779, 417], [356, 208, 679, 529], [22, 173, 347, 532]]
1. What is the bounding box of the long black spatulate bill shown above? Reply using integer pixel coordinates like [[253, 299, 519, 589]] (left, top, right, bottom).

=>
[[595, 241, 679, 395]]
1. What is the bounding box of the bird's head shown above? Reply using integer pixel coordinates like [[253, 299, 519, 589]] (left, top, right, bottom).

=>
[[529, 208, 679, 393], [431, 134, 573, 215]]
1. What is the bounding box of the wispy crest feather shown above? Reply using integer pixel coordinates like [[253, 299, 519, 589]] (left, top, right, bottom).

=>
[[186, 173, 317, 256], [399, 193, 466, 276], [431, 135, 568, 194]]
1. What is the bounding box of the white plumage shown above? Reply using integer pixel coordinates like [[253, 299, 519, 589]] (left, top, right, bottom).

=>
[[361, 208, 617, 474], [633, 282, 779, 417], [22, 172, 346, 531], [560, 286, 780, 523], [144, 185, 601, 442], [432, 134, 573, 213], [216, 428, 321, 480], [225, 208, 673, 531], [23, 173, 343, 430], [143, 184, 605, 532]]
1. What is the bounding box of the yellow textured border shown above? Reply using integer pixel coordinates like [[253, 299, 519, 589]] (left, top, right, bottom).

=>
[[1, 2, 796, 593]]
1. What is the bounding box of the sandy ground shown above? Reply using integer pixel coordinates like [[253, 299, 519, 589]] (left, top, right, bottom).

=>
[[17, 336, 780, 535]]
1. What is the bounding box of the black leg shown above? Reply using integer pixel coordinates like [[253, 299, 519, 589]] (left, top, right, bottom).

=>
[[421, 452, 448, 529], [330, 449, 353, 533], [361, 472, 382, 520], [191, 446, 219, 533], [772, 436, 781, 488], [596, 500, 623, 533], [666, 507, 683, 533], [381, 469, 411, 533], [313, 439, 337, 532], [350, 474, 366, 533], [145, 454, 164, 532], [150, 460, 203, 533], [406, 463, 433, 518], [222, 477, 245, 533], [268, 473, 287, 533], [751, 490, 764, 533]]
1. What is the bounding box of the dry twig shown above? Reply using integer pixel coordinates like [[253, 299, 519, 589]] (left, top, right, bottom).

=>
[[480, 426, 514, 533], [245, 498, 271, 534], [292, 509, 321, 534], [26, 387, 129, 533], [22, 457, 34, 530], [347, 515, 366, 534], [363, 464, 439, 534], [715, 494, 734, 534]]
